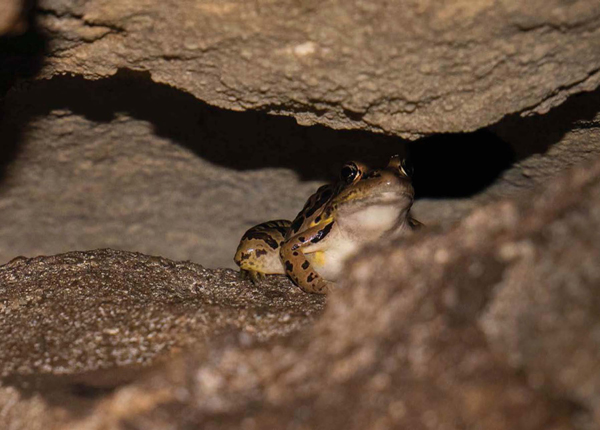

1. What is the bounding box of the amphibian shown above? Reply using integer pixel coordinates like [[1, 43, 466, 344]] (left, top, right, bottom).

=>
[[234, 155, 421, 294]]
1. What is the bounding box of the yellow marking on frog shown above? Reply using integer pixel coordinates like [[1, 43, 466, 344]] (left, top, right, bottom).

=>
[[309, 216, 333, 228], [311, 251, 326, 267]]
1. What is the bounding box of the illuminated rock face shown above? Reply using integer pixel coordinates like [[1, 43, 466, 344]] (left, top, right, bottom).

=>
[[1, 0, 600, 428], [29, 0, 600, 138]]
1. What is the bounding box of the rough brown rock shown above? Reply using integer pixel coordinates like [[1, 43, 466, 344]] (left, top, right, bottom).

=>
[[0, 249, 324, 377], [34, 0, 600, 138], [0, 249, 325, 429]]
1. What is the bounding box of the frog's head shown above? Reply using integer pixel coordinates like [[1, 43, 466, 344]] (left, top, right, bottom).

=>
[[331, 155, 414, 232]]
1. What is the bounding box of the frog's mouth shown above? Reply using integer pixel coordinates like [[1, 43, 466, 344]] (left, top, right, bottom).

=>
[[335, 187, 413, 205], [345, 190, 414, 206], [375, 191, 414, 202]]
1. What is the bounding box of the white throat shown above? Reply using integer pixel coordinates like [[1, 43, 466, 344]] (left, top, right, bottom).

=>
[[338, 204, 405, 235]]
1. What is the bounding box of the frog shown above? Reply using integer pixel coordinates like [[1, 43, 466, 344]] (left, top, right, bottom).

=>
[[234, 155, 422, 294]]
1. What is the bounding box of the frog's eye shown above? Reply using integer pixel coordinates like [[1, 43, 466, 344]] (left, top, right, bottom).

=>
[[388, 155, 413, 177], [340, 162, 363, 184], [400, 158, 413, 177]]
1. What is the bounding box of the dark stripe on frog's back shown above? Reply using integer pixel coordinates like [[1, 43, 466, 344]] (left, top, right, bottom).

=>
[[243, 231, 280, 249], [286, 184, 337, 239], [301, 184, 330, 210], [262, 220, 291, 236], [304, 188, 333, 218], [288, 215, 305, 237]]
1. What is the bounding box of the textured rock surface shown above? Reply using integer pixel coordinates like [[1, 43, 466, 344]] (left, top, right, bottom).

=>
[[344, 156, 600, 429], [0, 249, 325, 376], [34, 0, 600, 138], [0, 0, 25, 35], [2, 152, 600, 430], [0, 249, 325, 429]]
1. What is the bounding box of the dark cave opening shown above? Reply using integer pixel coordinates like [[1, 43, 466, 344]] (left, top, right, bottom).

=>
[[408, 130, 515, 199], [0, 0, 46, 97], [0, 0, 46, 184]]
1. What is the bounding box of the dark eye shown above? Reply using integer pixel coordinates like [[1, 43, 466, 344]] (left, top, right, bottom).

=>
[[340, 162, 361, 184], [400, 158, 413, 177]]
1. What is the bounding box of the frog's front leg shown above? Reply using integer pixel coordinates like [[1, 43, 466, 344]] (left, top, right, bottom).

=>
[[234, 220, 291, 282], [280, 222, 335, 294]]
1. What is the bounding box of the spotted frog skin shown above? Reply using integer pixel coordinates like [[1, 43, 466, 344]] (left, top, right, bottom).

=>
[[234, 155, 422, 294]]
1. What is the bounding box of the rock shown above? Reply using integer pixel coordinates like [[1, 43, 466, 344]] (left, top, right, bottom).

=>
[[340, 156, 600, 429], [33, 0, 600, 138], [0, 0, 26, 35], [1, 0, 600, 427], [2, 153, 600, 429], [0, 249, 324, 377], [0, 249, 325, 429]]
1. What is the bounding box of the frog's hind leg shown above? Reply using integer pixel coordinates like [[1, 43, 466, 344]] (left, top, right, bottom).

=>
[[234, 220, 290, 283], [279, 222, 335, 294]]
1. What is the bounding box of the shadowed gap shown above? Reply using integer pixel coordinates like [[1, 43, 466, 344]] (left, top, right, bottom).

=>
[[409, 130, 515, 199], [1, 366, 154, 417], [0, 0, 47, 183], [1, 68, 522, 198]]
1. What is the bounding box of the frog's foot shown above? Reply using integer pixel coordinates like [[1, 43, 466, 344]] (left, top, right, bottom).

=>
[[305, 278, 334, 295], [239, 269, 267, 285], [285, 273, 333, 295]]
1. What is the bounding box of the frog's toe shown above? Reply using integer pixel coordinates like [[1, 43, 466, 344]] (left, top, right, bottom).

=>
[[315, 279, 335, 294], [297, 276, 334, 295], [251, 271, 266, 284], [321, 280, 335, 294], [240, 269, 266, 285]]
